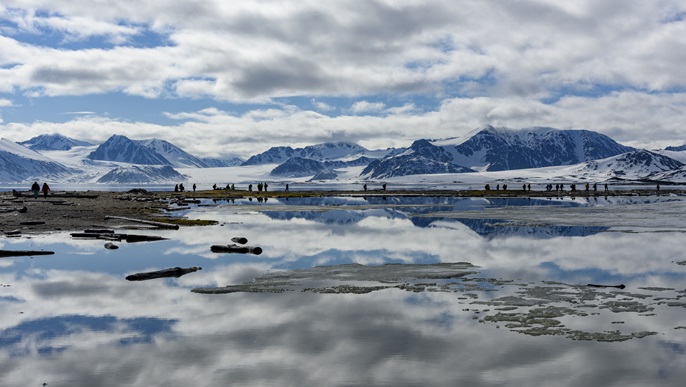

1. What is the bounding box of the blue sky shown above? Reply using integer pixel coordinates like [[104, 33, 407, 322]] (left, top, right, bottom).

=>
[[1, 1, 685, 159]]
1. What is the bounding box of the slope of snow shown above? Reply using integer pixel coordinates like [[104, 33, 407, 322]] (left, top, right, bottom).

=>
[[19, 134, 92, 151], [0, 138, 55, 161]]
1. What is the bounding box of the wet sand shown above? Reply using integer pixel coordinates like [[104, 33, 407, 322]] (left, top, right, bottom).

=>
[[0, 188, 678, 236]]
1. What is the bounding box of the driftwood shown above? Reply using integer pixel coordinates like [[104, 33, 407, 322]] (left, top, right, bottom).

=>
[[211, 244, 263, 255], [231, 237, 248, 245], [104, 215, 179, 230], [4, 229, 21, 236], [126, 266, 202, 281], [104, 242, 119, 250], [71, 232, 166, 243], [0, 250, 55, 258], [587, 283, 626, 289], [0, 207, 27, 214], [20, 221, 46, 226]]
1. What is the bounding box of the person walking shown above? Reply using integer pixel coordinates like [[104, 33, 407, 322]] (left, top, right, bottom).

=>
[[31, 181, 40, 199], [193, 183, 196, 192], [41, 182, 50, 198]]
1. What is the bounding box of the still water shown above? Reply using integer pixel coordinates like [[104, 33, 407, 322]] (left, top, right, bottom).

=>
[[1, 196, 686, 386]]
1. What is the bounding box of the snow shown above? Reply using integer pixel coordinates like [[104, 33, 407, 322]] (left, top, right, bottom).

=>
[[0, 138, 54, 161]]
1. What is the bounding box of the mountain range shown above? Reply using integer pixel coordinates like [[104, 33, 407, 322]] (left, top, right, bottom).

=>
[[1, 126, 685, 184]]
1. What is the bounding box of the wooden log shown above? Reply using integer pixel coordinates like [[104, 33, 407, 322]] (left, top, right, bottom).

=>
[[104, 215, 179, 230], [104, 242, 119, 250], [126, 266, 202, 281], [84, 229, 115, 234], [211, 244, 263, 255], [231, 237, 248, 245], [4, 229, 21, 236], [587, 283, 626, 289], [121, 234, 167, 243], [0, 250, 55, 258]]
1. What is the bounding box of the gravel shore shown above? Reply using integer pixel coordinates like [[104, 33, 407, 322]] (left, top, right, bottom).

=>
[[0, 187, 677, 236]]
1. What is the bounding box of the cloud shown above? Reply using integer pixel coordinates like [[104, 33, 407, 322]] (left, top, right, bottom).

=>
[[0, 1, 685, 148], [350, 101, 386, 114]]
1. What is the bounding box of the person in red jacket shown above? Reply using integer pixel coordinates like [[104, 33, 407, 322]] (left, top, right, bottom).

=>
[[41, 182, 50, 198]]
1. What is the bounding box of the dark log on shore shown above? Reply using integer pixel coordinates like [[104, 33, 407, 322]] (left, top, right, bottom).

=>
[[84, 229, 115, 234], [0, 207, 27, 213], [4, 229, 21, 236], [104, 215, 179, 230], [587, 283, 626, 289], [122, 234, 167, 243], [231, 237, 248, 244], [20, 221, 46, 225], [104, 242, 119, 250], [211, 244, 262, 255], [71, 232, 164, 243], [126, 266, 202, 281], [0, 250, 55, 258]]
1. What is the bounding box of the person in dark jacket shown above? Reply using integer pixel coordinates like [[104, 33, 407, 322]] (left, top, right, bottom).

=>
[[31, 181, 40, 199]]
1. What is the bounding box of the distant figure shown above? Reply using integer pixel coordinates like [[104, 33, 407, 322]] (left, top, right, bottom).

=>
[[248, 184, 252, 191], [522, 184, 526, 191], [179, 183, 185, 192], [382, 183, 387, 191], [485, 184, 490, 191], [585, 183, 590, 192], [657, 184, 660, 193], [363, 184, 367, 191], [604, 183, 609, 192], [174, 184, 179, 192], [593, 183, 597, 193], [31, 181, 40, 199], [285, 184, 289, 192], [213, 184, 217, 190], [264, 183, 268, 191], [193, 183, 196, 192], [231, 184, 235, 190], [503, 184, 507, 191], [496, 184, 500, 190], [41, 182, 50, 198], [560, 183, 564, 191], [527, 184, 531, 191]]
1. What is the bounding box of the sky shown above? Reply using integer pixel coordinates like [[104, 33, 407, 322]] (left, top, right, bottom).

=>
[[0, 0, 685, 160]]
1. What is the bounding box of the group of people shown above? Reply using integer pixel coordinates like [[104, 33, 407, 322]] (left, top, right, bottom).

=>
[[362, 183, 387, 191], [248, 182, 268, 192], [175, 183, 198, 192], [30, 181, 50, 199], [484, 184, 508, 191]]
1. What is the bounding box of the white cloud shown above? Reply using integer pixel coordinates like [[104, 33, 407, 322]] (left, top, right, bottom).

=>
[[350, 101, 386, 114], [0, 1, 685, 148]]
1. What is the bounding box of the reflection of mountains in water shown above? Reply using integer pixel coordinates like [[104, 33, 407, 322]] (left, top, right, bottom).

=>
[[413, 217, 609, 239], [262, 209, 377, 224]]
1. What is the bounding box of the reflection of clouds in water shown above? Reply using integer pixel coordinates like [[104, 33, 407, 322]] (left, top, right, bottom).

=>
[[2, 202, 686, 385], [2, 274, 686, 386]]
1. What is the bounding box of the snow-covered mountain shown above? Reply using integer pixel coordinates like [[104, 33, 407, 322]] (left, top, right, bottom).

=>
[[96, 165, 187, 183], [665, 144, 686, 152], [243, 142, 383, 166], [19, 134, 93, 151], [572, 150, 684, 180], [270, 157, 325, 177], [136, 138, 211, 168], [270, 156, 378, 177], [363, 126, 635, 178], [87, 135, 171, 165], [201, 157, 243, 167], [0, 138, 76, 182], [361, 139, 475, 178]]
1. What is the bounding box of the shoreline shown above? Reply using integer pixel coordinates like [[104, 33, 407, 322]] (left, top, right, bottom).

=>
[[1, 188, 680, 237]]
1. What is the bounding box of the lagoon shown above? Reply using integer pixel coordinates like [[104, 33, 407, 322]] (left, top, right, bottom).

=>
[[1, 195, 686, 386]]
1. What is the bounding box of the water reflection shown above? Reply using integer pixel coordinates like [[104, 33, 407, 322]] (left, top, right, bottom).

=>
[[1, 198, 686, 385]]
